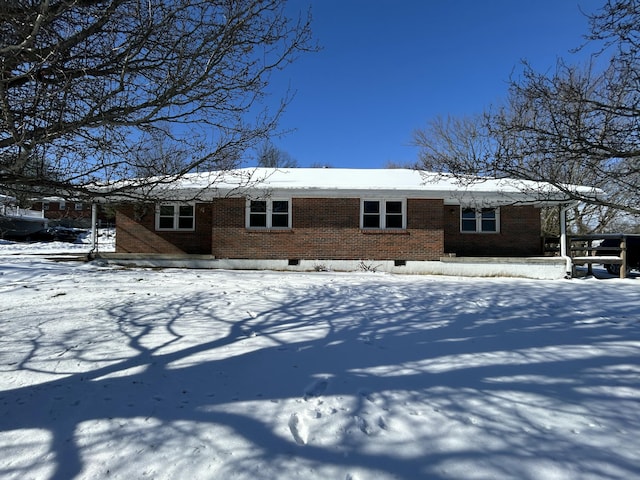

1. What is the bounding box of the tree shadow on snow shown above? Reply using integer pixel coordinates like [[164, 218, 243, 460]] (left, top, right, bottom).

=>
[[1, 269, 640, 479]]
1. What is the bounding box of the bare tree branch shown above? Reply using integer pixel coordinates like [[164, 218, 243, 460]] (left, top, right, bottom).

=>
[[413, 0, 640, 224], [1, 0, 316, 199]]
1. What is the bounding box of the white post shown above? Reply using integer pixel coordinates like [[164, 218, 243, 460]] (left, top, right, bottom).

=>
[[91, 203, 98, 253], [560, 204, 572, 276]]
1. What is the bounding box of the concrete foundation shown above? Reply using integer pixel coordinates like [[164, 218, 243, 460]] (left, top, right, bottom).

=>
[[95, 254, 568, 280]]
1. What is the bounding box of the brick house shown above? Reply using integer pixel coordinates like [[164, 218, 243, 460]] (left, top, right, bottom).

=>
[[31, 197, 112, 228], [113, 168, 582, 264]]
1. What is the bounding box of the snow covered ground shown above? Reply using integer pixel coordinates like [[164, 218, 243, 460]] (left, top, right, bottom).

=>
[[0, 239, 639, 480]]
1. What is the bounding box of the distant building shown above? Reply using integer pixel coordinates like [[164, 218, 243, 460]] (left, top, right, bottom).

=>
[[31, 197, 112, 228]]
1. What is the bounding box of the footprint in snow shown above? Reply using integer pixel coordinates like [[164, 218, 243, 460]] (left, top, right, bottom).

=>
[[355, 415, 374, 436], [304, 378, 328, 400], [358, 389, 374, 403], [288, 413, 308, 445], [377, 415, 389, 430]]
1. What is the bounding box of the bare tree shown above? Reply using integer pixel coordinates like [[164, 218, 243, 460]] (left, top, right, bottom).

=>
[[490, 57, 639, 215], [256, 141, 298, 168], [413, 0, 640, 221], [414, 84, 633, 233], [384, 160, 419, 169], [413, 114, 495, 177], [1, 0, 315, 199]]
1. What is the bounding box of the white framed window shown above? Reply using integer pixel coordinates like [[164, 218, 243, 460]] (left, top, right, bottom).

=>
[[74, 202, 84, 211], [361, 199, 406, 229], [461, 207, 500, 233], [59, 201, 66, 210], [155, 203, 195, 231], [246, 199, 291, 229]]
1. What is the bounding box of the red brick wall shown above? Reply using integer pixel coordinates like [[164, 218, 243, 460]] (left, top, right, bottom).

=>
[[32, 200, 91, 219], [116, 203, 212, 254], [211, 197, 445, 261], [31, 200, 107, 227], [115, 199, 543, 259], [444, 205, 542, 256]]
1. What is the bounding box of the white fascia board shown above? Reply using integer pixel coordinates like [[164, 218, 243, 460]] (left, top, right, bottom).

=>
[[97, 168, 600, 206], [148, 185, 577, 206]]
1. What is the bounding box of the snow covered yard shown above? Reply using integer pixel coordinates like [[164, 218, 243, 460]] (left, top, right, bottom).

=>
[[0, 244, 639, 479]]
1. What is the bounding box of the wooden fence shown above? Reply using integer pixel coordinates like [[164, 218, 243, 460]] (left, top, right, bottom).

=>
[[568, 234, 632, 279], [542, 234, 638, 279]]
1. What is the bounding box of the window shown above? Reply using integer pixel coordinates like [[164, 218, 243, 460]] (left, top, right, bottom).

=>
[[156, 203, 195, 231], [247, 199, 291, 228], [461, 207, 499, 233], [361, 199, 406, 229], [74, 202, 84, 211], [59, 201, 66, 210]]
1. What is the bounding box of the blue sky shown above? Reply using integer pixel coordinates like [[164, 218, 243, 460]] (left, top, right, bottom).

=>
[[262, 0, 604, 168]]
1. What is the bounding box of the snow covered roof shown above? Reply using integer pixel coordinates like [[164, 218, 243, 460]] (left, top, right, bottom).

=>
[[110, 168, 602, 206], [1, 193, 17, 204]]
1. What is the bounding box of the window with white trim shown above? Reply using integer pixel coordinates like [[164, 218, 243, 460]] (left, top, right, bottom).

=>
[[246, 199, 291, 228], [361, 199, 406, 229], [461, 207, 499, 233], [156, 203, 195, 231]]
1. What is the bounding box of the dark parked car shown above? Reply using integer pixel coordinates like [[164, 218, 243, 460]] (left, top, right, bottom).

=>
[[22, 226, 87, 243], [598, 235, 640, 275]]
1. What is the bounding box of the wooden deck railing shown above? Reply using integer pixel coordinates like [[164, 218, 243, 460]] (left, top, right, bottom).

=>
[[568, 234, 632, 279]]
